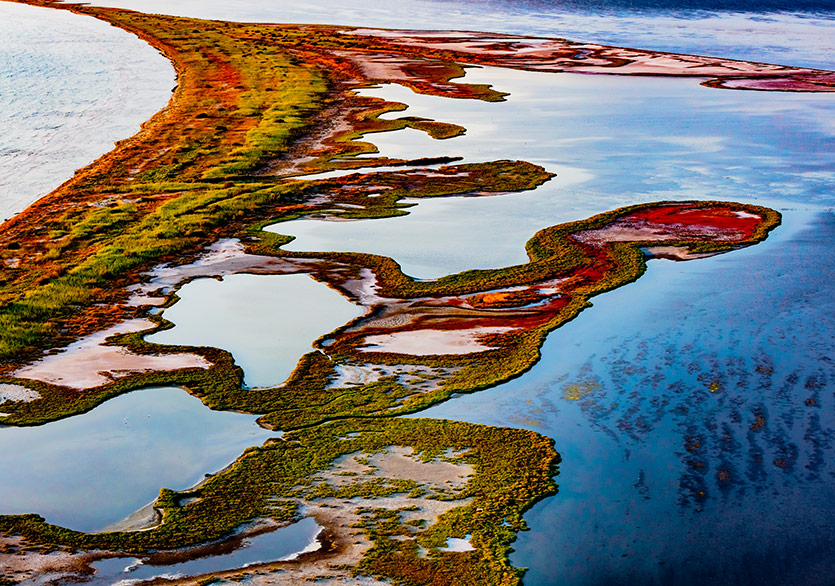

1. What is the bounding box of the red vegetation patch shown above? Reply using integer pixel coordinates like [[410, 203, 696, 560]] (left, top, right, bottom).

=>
[[627, 204, 762, 238]]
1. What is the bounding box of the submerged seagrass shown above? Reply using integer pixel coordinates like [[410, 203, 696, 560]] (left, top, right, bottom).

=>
[[0, 1, 805, 584]]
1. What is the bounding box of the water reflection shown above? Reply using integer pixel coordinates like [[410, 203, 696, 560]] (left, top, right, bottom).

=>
[[275, 70, 835, 279], [0, 387, 272, 532], [419, 211, 835, 585], [78, 0, 835, 69], [146, 273, 363, 388], [88, 517, 321, 585]]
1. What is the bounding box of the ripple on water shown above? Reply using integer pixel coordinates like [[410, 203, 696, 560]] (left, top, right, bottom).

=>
[[0, 2, 173, 222]]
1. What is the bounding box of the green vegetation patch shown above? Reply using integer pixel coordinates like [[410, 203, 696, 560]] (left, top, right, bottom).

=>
[[0, 418, 559, 585]]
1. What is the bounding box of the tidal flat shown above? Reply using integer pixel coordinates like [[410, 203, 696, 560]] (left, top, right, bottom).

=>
[[0, 0, 833, 585]]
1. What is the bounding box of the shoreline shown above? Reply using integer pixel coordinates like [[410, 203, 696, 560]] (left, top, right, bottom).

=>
[[0, 1, 820, 585]]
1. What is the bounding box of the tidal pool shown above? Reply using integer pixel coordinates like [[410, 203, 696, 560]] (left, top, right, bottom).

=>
[[88, 517, 321, 585], [272, 69, 835, 279], [146, 273, 363, 388], [0, 1, 173, 222], [0, 387, 272, 532], [418, 210, 835, 585], [4, 3, 835, 584]]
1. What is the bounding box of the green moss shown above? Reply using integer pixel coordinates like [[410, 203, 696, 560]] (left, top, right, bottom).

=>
[[0, 7, 785, 586]]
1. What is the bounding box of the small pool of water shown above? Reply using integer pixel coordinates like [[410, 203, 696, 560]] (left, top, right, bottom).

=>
[[88, 517, 321, 585], [0, 387, 272, 532], [146, 273, 363, 388]]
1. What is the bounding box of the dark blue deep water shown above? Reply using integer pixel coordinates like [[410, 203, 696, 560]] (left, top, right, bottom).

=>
[[422, 211, 835, 586], [2, 2, 834, 585], [468, 0, 835, 15]]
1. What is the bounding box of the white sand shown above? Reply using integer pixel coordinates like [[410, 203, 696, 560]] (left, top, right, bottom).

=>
[[0, 383, 41, 404]]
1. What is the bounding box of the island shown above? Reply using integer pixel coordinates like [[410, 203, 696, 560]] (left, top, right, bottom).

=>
[[1, 1, 823, 584]]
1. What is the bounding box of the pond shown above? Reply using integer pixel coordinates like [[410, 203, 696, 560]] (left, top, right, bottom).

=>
[[145, 273, 363, 388], [0, 387, 273, 532], [87, 517, 322, 585]]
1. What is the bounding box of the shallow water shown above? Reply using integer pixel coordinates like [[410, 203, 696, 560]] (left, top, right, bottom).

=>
[[0, 387, 272, 532], [88, 517, 321, 585], [146, 273, 363, 388], [4, 2, 835, 584], [273, 70, 835, 279], [419, 210, 835, 585], [0, 1, 173, 222]]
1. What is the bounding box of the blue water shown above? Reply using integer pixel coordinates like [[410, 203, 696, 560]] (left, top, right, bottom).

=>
[[0, 387, 272, 532], [465, 0, 835, 14], [3, 1, 835, 585], [88, 517, 321, 585], [274, 71, 835, 279], [420, 209, 835, 585]]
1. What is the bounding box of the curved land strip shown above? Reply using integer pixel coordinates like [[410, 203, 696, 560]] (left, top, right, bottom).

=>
[[0, 1, 790, 585], [1, 419, 559, 586]]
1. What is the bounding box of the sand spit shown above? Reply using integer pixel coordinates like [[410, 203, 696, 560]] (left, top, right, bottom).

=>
[[13, 319, 210, 389]]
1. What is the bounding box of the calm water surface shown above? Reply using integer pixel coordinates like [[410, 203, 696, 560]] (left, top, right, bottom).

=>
[[87, 517, 321, 586], [274, 70, 835, 278], [419, 209, 835, 585], [146, 273, 363, 388], [0, 387, 272, 532], [79, 0, 835, 69], [3, 1, 835, 585]]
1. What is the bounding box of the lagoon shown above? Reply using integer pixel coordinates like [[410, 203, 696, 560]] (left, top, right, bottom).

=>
[[0, 387, 272, 532], [273, 69, 835, 279], [88, 517, 321, 585], [2, 1, 835, 584]]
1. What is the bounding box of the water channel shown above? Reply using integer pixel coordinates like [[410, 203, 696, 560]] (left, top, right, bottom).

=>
[[2, 2, 834, 584]]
